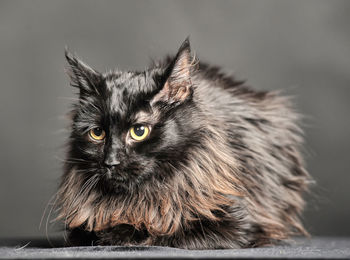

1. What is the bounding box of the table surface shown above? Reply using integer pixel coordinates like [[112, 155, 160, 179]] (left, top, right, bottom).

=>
[[0, 237, 349, 259]]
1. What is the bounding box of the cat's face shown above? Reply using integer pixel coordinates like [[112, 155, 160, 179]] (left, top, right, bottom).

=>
[[66, 40, 197, 191]]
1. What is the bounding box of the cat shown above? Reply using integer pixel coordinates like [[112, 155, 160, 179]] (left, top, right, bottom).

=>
[[56, 38, 311, 249]]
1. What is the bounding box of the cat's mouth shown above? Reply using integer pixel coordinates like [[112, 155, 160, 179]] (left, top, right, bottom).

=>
[[104, 167, 129, 181], [96, 158, 155, 190], [100, 166, 140, 189]]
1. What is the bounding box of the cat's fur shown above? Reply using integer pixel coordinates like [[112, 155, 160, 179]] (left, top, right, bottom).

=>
[[56, 39, 311, 249]]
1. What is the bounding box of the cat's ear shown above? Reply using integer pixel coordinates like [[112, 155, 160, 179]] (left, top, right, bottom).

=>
[[152, 38, 194, 105], [65, 49, 101, 94]]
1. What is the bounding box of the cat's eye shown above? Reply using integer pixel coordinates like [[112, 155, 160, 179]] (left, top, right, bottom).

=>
[[129, 125, 150, 141], [89, 127, 106, 141]]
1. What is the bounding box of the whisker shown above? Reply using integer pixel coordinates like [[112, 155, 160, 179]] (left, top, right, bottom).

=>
[[47, 167, 100, 245], [39, 191, 60, 248], [39, 193, 57, 230], [57, 96, 80, 101], [55, 156, 93, 165], [63, 181, 98, 239], [64, 172, 99, 222]]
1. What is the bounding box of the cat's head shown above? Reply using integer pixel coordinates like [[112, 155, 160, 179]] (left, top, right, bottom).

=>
[[65, 39, 200, 191]]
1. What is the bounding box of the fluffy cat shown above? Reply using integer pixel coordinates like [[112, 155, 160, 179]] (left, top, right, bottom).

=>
[[56, 39, 311, 249]]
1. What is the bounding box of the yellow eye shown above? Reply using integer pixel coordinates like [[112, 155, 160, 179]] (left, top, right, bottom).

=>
[[89, 127, 106, 141], [129, 125, 150, 141]]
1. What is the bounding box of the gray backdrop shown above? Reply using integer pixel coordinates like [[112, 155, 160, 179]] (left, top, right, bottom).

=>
[[0, 0, 349, 239]]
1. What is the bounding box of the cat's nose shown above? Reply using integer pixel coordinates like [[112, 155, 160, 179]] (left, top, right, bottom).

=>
[[104, 157, 121, 167], [104, 138, 123, 167]]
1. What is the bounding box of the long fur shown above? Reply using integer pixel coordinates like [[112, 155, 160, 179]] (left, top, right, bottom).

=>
[[55, 40, 311, 249]]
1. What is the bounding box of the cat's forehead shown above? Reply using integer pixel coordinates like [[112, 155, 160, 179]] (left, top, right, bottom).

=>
[[105, 72, 143, 90], [100, 70, 158, 120], [103, 70, 158, 93]]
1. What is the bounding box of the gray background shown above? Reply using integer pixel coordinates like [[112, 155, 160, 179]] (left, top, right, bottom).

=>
[[0, 0, 349, 239]]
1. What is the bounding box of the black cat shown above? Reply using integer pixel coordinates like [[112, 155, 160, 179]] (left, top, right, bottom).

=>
[[56, 38, 311, 249]]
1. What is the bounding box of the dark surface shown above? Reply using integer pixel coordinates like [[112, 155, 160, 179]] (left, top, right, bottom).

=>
[[1, 237, 350, 259]]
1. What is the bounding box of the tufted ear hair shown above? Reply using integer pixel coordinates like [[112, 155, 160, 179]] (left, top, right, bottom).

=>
[[65, 49, 101, 94], [152, 38, 195, 105]]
